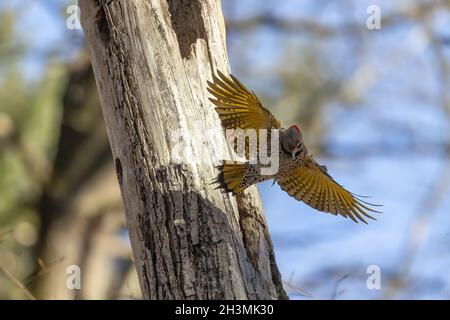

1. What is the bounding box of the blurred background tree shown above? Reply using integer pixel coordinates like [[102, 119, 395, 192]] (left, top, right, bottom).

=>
[[0, 3, 140, 299], [0, 0, 449, 299]]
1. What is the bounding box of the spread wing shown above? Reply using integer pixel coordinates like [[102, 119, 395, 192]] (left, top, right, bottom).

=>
[[277, 158, 381, 224], [208, 70, 283, 131]]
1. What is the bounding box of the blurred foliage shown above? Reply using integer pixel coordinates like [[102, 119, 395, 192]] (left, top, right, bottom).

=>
[[0, 2, 141, 300], [0, 9, 66, 299]]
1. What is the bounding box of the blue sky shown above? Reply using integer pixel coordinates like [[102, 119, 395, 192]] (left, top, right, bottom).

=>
[[223, 0, 450, 299]]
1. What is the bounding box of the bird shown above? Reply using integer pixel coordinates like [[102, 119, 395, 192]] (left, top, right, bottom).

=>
[[208, 70, 381, 224]]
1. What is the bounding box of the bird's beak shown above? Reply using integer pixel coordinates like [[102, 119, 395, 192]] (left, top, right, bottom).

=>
[[291, 149, 296, 160]]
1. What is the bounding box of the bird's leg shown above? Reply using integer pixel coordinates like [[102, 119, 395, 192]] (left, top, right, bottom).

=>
[[271, 178, 278, 186]]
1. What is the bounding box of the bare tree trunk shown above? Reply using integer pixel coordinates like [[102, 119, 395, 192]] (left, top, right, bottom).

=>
[[80, 0, 286, 300]]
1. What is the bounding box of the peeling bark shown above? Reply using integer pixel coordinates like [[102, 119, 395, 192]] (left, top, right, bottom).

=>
[[80, 0, 287, 300]]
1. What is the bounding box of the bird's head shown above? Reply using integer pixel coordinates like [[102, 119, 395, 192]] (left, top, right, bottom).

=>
[[282, 125, 307, 159]]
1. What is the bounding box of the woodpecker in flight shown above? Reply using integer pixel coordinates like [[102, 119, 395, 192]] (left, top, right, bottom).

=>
[[208, 71, 381, 224]]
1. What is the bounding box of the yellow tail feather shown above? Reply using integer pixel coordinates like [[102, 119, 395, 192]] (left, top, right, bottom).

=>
[[213, 162, 249, 195]]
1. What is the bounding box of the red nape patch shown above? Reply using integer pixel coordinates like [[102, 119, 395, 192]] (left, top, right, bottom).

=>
[[291, 124, 301, 132]]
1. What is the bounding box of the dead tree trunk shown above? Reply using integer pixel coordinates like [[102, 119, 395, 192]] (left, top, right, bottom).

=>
[[80, 0, 287, 300]]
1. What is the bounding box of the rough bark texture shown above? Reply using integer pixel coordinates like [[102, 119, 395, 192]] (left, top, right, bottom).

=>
[[80, 0, 287, 300]]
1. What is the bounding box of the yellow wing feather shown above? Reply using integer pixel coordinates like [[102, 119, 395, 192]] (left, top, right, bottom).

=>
[[208, 70, 283, 131], [277, 159, 381, 224]]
